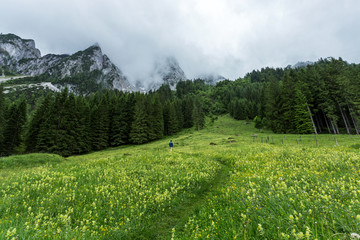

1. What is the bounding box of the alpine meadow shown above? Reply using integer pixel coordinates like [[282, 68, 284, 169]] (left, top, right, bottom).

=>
[[1, 33, 360, 239]]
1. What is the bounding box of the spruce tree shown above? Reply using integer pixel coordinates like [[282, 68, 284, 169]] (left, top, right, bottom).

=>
[[130, 95, 149, 144], [150, 94, 164, 140], [163, 100, 178, 135], [193, 97, 205, 130], [3, 99, 27, 155], [25, 94, 52, 152], [294, 89, 314, 134], [182, 95, 194, 128], [89, 94, 110, 150], [281, 71, 297, 133], [264, 76, 283, 133], [0, 85, 6, 154], [74, 96, 91, 153], [174, 99, 184, 131], [108, 93, 136, 145]]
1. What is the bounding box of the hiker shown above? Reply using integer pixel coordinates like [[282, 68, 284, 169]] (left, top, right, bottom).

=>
[[169, 140, 173, 151]]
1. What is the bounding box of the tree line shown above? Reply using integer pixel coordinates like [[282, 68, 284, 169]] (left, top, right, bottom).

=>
[[0, 84, 205, 157], [215, 57, 360, 134], [0, 57, 359, 156]]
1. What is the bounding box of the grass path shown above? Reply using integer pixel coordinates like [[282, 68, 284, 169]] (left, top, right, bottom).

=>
[[147, 156, 233, 240]]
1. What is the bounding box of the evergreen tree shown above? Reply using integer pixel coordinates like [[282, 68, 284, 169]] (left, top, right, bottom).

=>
[[294, 89, 314, 134], [25, 94, 52, 152], [182, 95, 194, 128], [149, 94, 164, 140], [163, 100, 178, 135], [280, 71, 297, 133], [264, 76, 283, 132], [130, 95, 149, 144], [109, 93, 129, 146], [174, 99, 184, 131], [0, 85, 6, 154], [75, 96, 91, 153], [157, 84, 173, 104], [193, 97, 205, 130], [3, 98, 27, 155], [89, 93, 110, 150], [48, 88, 71, 155]]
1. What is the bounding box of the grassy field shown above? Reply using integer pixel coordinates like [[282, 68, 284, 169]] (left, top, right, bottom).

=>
[[0, 115, 359, 239]]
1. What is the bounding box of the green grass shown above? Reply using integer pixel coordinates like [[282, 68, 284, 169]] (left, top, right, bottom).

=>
[[0, 153, 64, 169], [0, 115, 359, 239]]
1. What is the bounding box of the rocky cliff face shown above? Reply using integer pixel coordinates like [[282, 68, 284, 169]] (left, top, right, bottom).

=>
[[0, 34, 41, 66], [0, 34, 135, 92]]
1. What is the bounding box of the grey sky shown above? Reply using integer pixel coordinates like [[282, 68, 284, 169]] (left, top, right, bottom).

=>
[[2, 0, 360, 82]]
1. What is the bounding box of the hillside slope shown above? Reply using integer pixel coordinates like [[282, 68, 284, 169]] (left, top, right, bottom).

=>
[[1, 116, 359, 239]]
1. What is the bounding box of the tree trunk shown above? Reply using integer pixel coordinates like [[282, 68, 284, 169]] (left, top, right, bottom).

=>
[[338, 103, 350, 135], [306, 103, 317, 135], [323, 112, 331, 134], [343, 109, 352, 133], [329, 118, 337, 135], [348, 104, 360, 135], [335, 123, 340, 134]]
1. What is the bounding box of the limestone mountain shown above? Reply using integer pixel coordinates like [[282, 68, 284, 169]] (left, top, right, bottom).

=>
[[0, 33, 41, 65], [0, 33, 135, 93]]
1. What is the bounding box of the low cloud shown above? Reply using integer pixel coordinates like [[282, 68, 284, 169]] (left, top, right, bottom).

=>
[[2, 0, 360, 84]]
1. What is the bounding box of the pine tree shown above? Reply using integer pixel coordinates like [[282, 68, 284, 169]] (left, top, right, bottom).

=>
[[280, 71, 297, 133], [25, 94, 52, 152], [75, 96, 91, 153], [3, 98, 27, 155], [0, 85, 6, 154], [174, 99, 184, 131], [61, 93, 80, 156], [294, 89, 314, 134], [264, 76, 283, 133], [109, 93, 129, 146], [163, 100, 178, 135], [193, 97, 205, 130], [89, 93, 110, 150], [130, 95, 149, 144], [149, 94, 164, 140], [48, 88, 70, 155], [182, 95, 194, 128]]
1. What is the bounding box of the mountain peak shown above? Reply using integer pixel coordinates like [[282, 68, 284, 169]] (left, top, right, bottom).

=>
[[91, 42, 100, 48], [147, 56, 186, 90]]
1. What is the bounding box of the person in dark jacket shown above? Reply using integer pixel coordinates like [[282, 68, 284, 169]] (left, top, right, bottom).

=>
[[169, 140, 173, 151]]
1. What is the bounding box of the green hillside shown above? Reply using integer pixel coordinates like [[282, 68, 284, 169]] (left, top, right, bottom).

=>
[[0, 115, 359, 239]]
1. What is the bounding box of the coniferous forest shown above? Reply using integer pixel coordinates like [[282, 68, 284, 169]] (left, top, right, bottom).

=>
[[0, 57, 359, 157]]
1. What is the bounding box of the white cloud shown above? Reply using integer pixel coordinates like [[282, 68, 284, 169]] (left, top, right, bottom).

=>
[[2, 0, 360, 82]]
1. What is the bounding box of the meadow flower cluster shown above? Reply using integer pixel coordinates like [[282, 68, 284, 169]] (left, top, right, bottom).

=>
[[0, 149, 221, 239], [176, 145, 360, 239]]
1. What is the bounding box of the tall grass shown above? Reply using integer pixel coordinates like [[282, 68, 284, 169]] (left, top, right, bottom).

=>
[[0, 115, 359, 239]]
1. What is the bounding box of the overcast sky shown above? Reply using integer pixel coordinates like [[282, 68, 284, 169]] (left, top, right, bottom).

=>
[[2, 0, 360, 82]]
